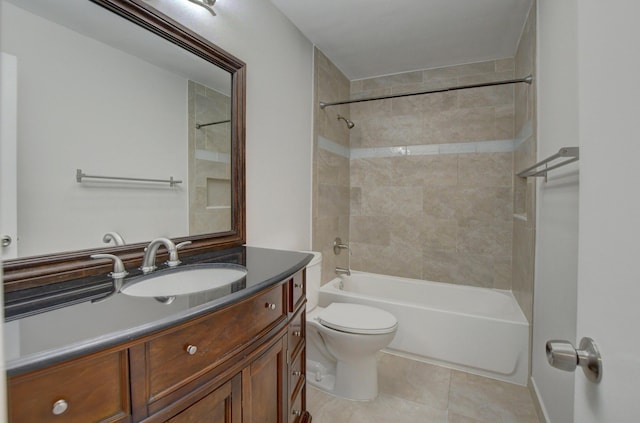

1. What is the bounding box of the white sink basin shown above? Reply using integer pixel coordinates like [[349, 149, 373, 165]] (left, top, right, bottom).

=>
[[121, 264, 247, 297]]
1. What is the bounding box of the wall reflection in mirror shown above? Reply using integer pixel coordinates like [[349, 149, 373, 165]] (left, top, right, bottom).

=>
[[1, 0, 233, 259]]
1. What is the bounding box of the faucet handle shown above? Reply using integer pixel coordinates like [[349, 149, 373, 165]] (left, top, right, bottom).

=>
[[102, 232, 126, 246], [166, 241, 191, 268], [176, 241, 192, 250], [91, 254, 128, 279]]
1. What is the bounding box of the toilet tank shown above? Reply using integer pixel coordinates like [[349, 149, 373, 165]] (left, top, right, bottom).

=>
[[303, 251, 322, 311]]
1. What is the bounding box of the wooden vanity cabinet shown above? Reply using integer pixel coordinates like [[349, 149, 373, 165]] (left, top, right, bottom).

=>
[[6, 269, 310, 423]]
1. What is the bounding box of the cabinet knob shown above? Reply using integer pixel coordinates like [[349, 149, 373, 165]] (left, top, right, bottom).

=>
[[52, 399, 68, 415], [294, 283, 302, 288], [293, 330, 302, 337], [186, 345, 198, 355], [292, 410, 302, 417], [292, 370, 302, 377], [265, 303, 276, 310]]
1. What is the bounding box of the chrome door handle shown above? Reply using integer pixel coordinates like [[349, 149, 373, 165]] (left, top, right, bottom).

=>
[[546, 337, 602, 383], [1, 235, 12, 247]]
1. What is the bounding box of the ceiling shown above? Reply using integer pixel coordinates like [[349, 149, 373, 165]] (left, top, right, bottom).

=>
[[269, 0, 533, 80]]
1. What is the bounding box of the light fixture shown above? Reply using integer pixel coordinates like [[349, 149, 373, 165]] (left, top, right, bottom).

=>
[[186, 0, 217, 16]]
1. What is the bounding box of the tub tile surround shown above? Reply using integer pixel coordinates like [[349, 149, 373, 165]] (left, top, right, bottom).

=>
[[511, 0, 537, 326], [307, 353, 541, 423], [313, 48, 352, 282], [313, 29, 537, 298]]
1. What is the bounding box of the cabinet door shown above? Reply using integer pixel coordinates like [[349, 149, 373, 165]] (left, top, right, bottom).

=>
[[166, 374, 241, 423], [243, 336, 287, 423]]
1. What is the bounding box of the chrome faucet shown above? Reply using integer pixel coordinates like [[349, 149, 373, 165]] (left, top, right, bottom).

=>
[[141, 238, 191, 274], [335, 267, 351, 276]]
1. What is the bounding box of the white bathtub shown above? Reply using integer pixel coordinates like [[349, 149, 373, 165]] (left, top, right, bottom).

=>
[[319, 271, 529, 385]]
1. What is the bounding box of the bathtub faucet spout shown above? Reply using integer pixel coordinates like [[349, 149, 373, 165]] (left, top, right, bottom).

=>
[[335, 267, 351, 276]]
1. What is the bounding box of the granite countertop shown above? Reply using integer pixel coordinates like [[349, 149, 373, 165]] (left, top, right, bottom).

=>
[[4, 246, 313, 377]]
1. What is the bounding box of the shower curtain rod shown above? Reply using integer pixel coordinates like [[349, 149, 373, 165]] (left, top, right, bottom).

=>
[[319, 74, 533, 109]]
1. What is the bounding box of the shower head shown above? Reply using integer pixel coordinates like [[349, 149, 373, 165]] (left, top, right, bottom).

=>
[[337, 114, 355, 129]]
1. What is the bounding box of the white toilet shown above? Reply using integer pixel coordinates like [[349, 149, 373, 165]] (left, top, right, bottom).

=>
[[304, 251, 397, 401]]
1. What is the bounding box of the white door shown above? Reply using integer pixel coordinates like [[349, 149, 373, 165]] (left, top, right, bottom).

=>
[[1, 52, 18, 260], [574, 0, 640, 421]]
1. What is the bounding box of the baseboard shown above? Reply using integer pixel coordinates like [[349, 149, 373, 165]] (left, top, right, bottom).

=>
[[529, 376, 550, 423]]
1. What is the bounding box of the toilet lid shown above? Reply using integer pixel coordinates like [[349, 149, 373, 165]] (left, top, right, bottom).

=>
[[318, 303, 398, 335]]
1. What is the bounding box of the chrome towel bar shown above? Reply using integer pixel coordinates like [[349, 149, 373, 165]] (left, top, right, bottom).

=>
[[76, 169, 182, 187], [517, 147, 579, 179]]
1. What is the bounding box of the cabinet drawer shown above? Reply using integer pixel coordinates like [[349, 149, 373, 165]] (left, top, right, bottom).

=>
[[289, 384, 304, 423], [8, 350, 130, 423], [289, 349, 305, 401], [287, 307, 305, 361], [288, 271, 305, 313], [147, 282, 286, 400]]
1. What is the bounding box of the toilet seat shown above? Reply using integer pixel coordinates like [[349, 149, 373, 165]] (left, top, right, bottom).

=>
[[317, 303, 398, 335]]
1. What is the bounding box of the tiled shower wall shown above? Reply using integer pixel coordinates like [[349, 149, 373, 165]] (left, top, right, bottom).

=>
[[349, 61, 516, 289], [313, 49, 351, 283], [312, 13, 537, 297], [512, 5, 537, 323]]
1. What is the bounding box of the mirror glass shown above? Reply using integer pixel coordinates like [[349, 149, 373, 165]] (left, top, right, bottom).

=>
[[1, 0, 237, 259]]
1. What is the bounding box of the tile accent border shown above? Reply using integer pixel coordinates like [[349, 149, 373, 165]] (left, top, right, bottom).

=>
[[318, 136, 351, 158], [195, 149, 231, 163], [319, 121, 532, 160]]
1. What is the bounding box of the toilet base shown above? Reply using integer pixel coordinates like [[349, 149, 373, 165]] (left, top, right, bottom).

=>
[[306, 357, 378, 401]]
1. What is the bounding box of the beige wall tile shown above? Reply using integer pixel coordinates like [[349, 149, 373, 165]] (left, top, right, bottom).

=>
[[424, 107, 496, 144], [361, 186, 424, 218], [458, 219, 512, 257], [449, 61, 496, 77], [424, 186, 457, 219], [422, 217, 457, 252], [458, 153, 513, 188], [495, 57, 516, 72], [423, 250, 458, 283], [455, 253, 495, 288], [317, 149, 350, 187], [512, 221, 535, 322], [455, 186, 513, 225], [350, 242, 422, 279], [350, 216, 391, 245], [361, 70, 423, 91]]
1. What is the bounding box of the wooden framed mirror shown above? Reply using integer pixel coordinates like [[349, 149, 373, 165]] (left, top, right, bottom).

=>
[[1, 0, 246, 292]]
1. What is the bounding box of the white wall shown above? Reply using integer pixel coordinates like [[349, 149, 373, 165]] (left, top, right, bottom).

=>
[[532, 0, 579, 421], [148, 0, 314, 250]]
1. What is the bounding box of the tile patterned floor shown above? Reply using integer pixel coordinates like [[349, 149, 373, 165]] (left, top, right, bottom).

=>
[[307, 352, 541, 423]]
